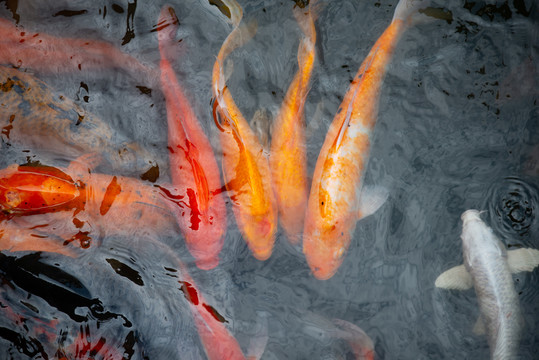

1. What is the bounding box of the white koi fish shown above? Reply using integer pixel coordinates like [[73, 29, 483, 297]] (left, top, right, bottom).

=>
[[436, 209, 539, 360]]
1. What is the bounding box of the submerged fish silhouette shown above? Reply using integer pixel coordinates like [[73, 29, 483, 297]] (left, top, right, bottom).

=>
[[0, 66, 162, 178], [0, 17, 156, 83]]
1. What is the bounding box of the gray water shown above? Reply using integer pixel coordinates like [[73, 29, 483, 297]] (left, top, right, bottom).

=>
[[0, 0, 538, 359]]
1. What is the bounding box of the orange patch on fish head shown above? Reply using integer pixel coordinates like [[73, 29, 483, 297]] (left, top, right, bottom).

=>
[[0, 165, 78, 213], [40, 177, 79, 207]]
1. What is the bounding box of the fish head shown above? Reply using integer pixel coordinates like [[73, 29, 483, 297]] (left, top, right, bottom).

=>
[[0, 164, 79, 215], [303, 220, 352, 280], [242, 212, 276, 261], [461, 209, 506, 268]]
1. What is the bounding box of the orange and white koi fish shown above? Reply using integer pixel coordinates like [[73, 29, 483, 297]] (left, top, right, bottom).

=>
[[304, 0, 432, 280], [211, 0, 277, 260], [0, 156, 182, 256], [0, 17, 156, 83], [269, 2, 317, 245], [157, 6, 227, 270]]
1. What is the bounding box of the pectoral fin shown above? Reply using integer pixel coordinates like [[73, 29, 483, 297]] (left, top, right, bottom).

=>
[[507, 248, 539, 273], [357, 185, 389, 220], [68, 152, 103, 175], [472, 315, 486, 335], [435, 264, 473, 290]]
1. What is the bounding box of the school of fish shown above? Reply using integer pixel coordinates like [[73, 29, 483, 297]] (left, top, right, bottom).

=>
[[0, 0, 537, 359]]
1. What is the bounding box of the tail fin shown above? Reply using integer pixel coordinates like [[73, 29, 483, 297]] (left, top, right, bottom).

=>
[[156, 6, 180, 50], [332, 319, 375, 360], [393, 0, 451, 26]]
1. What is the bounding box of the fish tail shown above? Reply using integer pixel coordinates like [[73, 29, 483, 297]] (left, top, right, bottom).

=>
[[219, 0, 244, 28], [332, 319, 375, 360], [393, 0, 437, 25], [216, 20, 258, 70], [213, 18, 257, 115], [157, 5, 180, 57], [293, 1, 318, 42]]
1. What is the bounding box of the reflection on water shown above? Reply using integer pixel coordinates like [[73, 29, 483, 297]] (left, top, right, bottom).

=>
[[0, 0, 538, 359]]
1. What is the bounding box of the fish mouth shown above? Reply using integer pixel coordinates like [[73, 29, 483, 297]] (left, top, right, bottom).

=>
[[311, 264, 338, 281], [251, 245, 273, 261]]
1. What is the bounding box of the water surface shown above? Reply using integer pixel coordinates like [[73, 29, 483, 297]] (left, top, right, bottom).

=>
[[0, 0, 538, 359]]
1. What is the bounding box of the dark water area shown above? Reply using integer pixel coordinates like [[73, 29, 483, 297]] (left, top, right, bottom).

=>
[[0, 0, 538, 359]]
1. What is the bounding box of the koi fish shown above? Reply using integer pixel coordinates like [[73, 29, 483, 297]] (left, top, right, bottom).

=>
[[211, 0, 277, 260], [0, 66, 162, 179], [0, 156, 181, 255], [303, 0, 432, 280], [157, 6, 227, 270], [331, 319, 374, 360], [435, 210, 539, 360], [178, 266, 247, 360], [301, 312, 374, 360], [269, 2, 317, 245], [135, 239, 267, 360], [0, 17, 156, 84]]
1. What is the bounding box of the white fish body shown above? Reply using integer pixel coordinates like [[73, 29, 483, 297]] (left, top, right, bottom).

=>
[[461, 210, 522, 359], [436, 209, 539, 359]]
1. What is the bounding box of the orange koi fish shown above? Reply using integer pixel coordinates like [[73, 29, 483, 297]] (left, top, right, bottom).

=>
[[0, 156, 181, 255], [211, 0, 277, 260], [157, 6, 227, 270], [0, 17, 156, 83], [270, 2, 317, 245], [304, 0, 432, 280]]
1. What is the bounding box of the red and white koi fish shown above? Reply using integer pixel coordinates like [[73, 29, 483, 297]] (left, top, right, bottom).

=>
[[303, 0, 432, 280], [157, 6, 227, 270], [269, 2, 317, 245], [144, 240, 267, 360], [211, 0, 277, 260]]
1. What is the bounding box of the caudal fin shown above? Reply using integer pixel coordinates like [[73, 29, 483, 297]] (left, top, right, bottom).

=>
[[393, 0, 451, 25]]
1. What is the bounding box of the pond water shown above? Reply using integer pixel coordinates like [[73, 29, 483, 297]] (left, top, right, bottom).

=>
[[0, 0, 538, 359]]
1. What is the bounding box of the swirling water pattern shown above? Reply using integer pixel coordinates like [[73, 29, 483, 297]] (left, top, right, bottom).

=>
[[0, 1, 537, 359]]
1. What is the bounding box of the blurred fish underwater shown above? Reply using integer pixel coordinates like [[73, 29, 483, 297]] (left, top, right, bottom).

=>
[[0, 0, 538, 359]]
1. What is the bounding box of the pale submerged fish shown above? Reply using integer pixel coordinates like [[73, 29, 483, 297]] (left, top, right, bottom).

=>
[[435, 209, 539, 360]]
